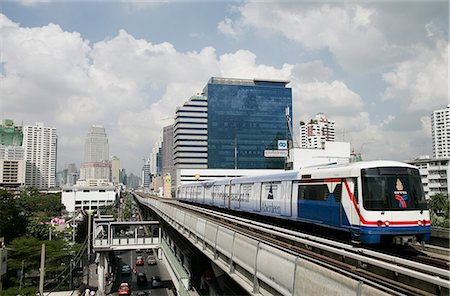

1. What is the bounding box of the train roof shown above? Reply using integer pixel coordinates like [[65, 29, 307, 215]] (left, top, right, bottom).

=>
[[180, 160, 417, 187]]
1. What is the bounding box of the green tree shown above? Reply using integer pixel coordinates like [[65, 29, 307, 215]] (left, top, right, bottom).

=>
[[7, 237, 81, 291], [428, 193, 449, 228], [0, 189, 30, 243], [26, 218, 50, 240]]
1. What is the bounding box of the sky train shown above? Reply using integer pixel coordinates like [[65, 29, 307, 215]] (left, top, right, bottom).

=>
[[176, 161, 431, 245]]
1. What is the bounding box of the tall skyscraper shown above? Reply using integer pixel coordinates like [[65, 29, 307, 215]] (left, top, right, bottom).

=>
[[162, 124, 174, 175], [23, 122, 57, 188], [142, 159, 150, 190], [84, 125, 109, 162], [0, 119, 25, 188], [173, 94, 207, 169], [80, 125, 111, 181], [111, 156, 120, 185], [173, 77, 292, 170], [431, 105, 450, 158], [300, 113, 335, 149]]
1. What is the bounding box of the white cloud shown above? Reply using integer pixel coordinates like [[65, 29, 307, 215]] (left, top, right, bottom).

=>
[[217, 17, 241, 39], [1, 6, 441, 174], [219, 50, 292, 79], [221, 2, 447, 73], [382, 41, 448, 111], [226, 3, 399, 72], [16, 0, 50, 7], [293, 80, 364, 121]]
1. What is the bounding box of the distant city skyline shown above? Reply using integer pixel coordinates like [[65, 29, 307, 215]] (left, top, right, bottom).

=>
[[0, 2, 448, 175]]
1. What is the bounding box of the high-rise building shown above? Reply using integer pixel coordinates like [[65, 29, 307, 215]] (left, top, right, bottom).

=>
[[0, 119, 25, 188], [142, 159, 150, 190], [431, 105, 450, 158], [56, 163, 79, 187], [0, 119, 23, 146], [173, 94, 208, 169], [408, 156, 449, 199], [84, 125, 109, 162], [173, 77, 292, 170], [23, 122, 57, 188], [127, 173, 141, 189], [300, 113, 335, 149], [111, 156, 120, 185], [162, 124, 174, 175], [80, 125, 111, 182], [0, 146, 25, 187]]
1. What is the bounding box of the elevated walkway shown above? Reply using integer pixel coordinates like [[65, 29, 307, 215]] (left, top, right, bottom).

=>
[[92, 220, 161, 251]]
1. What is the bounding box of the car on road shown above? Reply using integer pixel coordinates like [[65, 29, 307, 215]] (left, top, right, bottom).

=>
[[146, 254, 156, 265], [121, 265, 131, 275], [118, 282, 131, 295], [135, 256, 144, 266], [137, 272, 147, 286], [150, 276, 163, 288]]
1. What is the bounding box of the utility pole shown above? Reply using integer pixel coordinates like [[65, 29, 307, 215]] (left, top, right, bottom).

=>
[[70, 259, 74, 290], [19, 260, 24, 290], [87, 210, 93, 261], [39, 244, 45, 296]]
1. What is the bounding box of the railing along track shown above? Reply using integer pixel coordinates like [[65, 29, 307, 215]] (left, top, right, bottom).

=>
[[136, 194, 450, 295]]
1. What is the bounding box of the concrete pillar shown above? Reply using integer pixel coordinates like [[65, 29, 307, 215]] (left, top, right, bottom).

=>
[[97, 253, 106, 296]]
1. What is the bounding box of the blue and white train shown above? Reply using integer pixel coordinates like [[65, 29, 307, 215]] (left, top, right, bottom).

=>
[[176, 161, 431, 245]]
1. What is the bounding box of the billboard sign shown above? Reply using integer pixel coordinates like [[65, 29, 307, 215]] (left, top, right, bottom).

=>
[[264, 150, 288, 158]]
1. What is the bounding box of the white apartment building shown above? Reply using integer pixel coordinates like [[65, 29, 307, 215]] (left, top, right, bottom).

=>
[[61, 185, 116, 212], [408, 156, 449, 199], [23, 122, 57, 188], [142, 159, 150, 189], [300, 113, 335, 149], [173, 94, 208, 169], [0, 146, 25, 187], [431, 105, 450, 158]]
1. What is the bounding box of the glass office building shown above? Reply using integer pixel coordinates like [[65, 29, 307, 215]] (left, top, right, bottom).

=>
[[204, 77, 292, 169]]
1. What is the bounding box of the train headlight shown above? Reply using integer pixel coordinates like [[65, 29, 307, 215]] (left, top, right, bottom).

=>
[[377, 220, 382, 227], [384, 221, 390, 226], [418, 220, 422, 226]]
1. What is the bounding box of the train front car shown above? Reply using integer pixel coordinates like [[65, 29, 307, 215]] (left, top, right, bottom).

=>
[[356, 162, 430, 245]]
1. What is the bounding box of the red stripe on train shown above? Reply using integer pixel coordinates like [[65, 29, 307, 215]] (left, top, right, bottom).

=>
[[343, 180, 429, 227]]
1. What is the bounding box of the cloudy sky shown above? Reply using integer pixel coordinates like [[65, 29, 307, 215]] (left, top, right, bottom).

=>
[[1, 1, 448, 176]]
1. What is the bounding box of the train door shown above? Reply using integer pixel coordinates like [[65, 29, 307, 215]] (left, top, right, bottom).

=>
[[230, 183, 240, 210], [281, 181, 292, 217], [328, 181, 342, 227], [224, 184, 230, 208], [255, 182, 262, 212], [341, 178, 358, 227]]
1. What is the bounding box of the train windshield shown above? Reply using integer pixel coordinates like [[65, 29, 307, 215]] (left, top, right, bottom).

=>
[[361, 167, 427, 211]]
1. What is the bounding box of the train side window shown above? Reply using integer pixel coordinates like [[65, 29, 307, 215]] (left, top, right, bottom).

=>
[[299, 184, 328, 201], [333, 184, 342, 202]]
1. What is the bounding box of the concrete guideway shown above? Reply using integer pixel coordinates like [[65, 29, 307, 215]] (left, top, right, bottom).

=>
[[134, 194, 395, 296]]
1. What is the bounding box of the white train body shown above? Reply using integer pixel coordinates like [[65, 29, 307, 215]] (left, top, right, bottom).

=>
[[177, 161, 431, 244]]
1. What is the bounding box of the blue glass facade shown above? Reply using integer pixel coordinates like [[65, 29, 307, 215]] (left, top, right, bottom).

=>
[[205, 78, 292, 169]]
